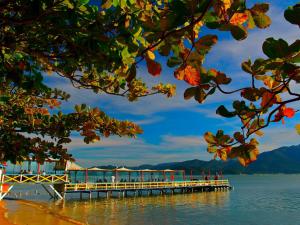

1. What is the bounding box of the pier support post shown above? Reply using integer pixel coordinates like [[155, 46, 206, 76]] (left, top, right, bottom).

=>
[[0, 185, 14, 201], [49, 185, 63, 200]]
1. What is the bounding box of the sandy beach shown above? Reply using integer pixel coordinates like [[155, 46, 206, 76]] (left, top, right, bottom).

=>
[[0, 200, 85, 225]]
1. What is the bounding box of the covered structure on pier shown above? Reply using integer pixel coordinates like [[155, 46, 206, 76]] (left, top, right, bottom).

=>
[[66, 165, 186, 183]]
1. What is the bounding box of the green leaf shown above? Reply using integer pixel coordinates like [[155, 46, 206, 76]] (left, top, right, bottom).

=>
[[206, 87, 216, 96], [230, 25, 248, 41], [262, 38, 289, 59], [184, 87, 196, 100], [251, 58, 265, 73], [289, 40, 300, 55], [75, 105, 81, 113], [195, 35, 218, 55], [205, 12, 221, 29], [63, 0, 74, 9], [233, 100, 247, 111], [194, 88, 206, 103], [252, 12, 271, 28], [207, 146, 218, 153], [241, 60, 252, 74], [78, 0, 89, 6], [81, 104, 87, 110], [284, 5, 300, 26], [204, 132, 216, 144], [167, 57, 182, 67], [216, 105, 236, 118], [229, 0, 246, 11], [241, 88, 262, 101], [0, 95, 9, 104], [158, 42, 171, 56], [112, 0, 119, 7]]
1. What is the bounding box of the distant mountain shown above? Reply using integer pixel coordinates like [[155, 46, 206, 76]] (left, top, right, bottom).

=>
[[125, 145, 300, 174]]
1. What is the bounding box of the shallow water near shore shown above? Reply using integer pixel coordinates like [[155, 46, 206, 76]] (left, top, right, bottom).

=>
[[2, 174, 300, 225]]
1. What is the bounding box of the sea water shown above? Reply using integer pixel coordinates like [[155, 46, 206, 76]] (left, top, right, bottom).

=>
[[4, 175, 300, 225]]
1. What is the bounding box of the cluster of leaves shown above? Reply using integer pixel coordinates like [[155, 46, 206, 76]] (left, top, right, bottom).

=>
[[0, 82, 141, 163], [205, 130, 259, 166], [202, 5, 300, 166], [0, 0, 299, 165], [0, 0, 177, 99]]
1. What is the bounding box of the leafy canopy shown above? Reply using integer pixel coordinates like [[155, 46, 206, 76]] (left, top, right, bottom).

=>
[[0, 0, 299, 165]]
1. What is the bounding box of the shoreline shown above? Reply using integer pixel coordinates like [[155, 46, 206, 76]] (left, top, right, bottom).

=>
[[0, 199, 85, 225]]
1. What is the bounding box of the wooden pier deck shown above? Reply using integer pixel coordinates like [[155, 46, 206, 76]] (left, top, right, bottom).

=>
[[0, 174, 232, 200], [63, 180, 231, 199]]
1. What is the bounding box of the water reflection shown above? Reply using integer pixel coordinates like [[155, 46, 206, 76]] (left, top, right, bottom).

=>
[[49, 192, 230, 225]]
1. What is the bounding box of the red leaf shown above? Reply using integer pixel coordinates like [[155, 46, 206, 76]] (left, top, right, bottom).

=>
[[146, 58, 161, 76], [283, 107, 295, 118], [19, 61, 26, 70]]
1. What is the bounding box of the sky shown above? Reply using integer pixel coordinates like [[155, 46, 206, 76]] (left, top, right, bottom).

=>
[[46, 0, 299, 167]]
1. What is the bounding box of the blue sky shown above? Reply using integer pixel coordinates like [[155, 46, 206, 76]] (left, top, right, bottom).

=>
[[46, 1, 299, 167]]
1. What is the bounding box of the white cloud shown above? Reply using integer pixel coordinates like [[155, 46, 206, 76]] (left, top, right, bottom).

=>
[[258, 125, 300, 152], [66, 134, 209, 166], [160, 135, 206, 148], [206, 5, 299, 75], [133, 116, 164, 125]]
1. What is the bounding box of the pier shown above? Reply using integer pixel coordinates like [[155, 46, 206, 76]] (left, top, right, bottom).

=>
[[0, 161, 232, 200], [64, 180, 231, 199]]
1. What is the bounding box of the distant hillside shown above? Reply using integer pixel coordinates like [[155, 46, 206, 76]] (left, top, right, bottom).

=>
[[129, 145, 300, 174]]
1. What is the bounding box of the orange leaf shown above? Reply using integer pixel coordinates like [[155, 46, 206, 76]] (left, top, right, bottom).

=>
[[283, 107, 295, 118], [174, 65, 200, 86], [146, 58, 161, 76], [225, 146, 232, 153], [184, 66, 200, 86], [230, 13, 248, 25]]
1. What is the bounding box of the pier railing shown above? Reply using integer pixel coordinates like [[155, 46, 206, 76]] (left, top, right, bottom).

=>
[[65, 180, 230, 191], [1, 174, 68, 184]]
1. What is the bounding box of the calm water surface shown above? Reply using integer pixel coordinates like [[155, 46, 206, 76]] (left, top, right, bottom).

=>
[[6, 175, 300, 225]]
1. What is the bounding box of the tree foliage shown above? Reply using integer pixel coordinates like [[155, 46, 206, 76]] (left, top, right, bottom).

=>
[[0, 0, 299, 165]]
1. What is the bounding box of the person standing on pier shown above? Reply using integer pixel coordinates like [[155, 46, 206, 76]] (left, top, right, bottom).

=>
[[111, 175, 115, 183]]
